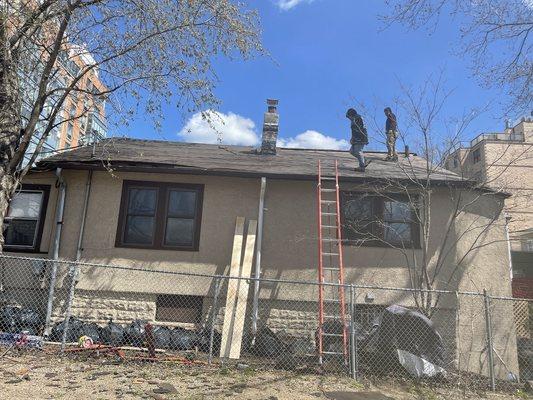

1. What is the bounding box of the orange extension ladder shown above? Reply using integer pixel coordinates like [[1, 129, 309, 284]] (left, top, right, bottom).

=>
[[316, 159, 349, 365]]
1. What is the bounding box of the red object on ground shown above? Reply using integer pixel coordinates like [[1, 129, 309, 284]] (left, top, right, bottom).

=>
[[145, 323, 156, 358], [512, 278, 533, 299]]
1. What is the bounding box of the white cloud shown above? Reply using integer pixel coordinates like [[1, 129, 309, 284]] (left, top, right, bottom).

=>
[[275, 0, 315, 11], [178, 110, 259, 146], [278, 130, 349, 150]]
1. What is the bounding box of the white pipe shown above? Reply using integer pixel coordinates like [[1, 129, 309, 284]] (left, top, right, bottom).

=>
[[76, 170, 92, 261], [61, 170, 93, 351], [504, 212, 513, 282], [44, 168, 66, 336], [251, 177, 267, 335]]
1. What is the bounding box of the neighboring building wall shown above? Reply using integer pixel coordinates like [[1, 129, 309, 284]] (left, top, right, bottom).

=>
[[446, 119, 533, 234]]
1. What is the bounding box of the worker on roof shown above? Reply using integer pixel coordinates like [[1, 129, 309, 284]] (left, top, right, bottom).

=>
[[346, 108, 369, 172], [384, 107, 398, 161]]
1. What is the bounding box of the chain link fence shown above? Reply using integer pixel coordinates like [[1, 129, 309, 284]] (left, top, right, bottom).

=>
[[0, 254, 531, 390]]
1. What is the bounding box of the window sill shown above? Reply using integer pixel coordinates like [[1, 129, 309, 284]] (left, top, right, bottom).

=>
[[3, 248, 48, 254], [114, 244, 199, 252], [342, 240, 421, 250]]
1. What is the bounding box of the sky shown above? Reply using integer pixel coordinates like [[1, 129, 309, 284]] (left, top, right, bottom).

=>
[[114, 0, 520, 152]]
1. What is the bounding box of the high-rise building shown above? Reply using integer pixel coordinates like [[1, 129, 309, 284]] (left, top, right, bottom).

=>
[[20, 44, 107, 161]]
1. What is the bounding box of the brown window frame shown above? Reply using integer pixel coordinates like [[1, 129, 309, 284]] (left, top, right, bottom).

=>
[[472, 148, 481, 164], [340, 192, 420, 248], [115, 180, 204, 251], [3, 184, 50, 253]]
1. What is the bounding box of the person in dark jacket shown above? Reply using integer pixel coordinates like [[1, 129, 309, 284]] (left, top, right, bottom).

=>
[[384, 107, 398, 161], [346, 108, 369, 172]]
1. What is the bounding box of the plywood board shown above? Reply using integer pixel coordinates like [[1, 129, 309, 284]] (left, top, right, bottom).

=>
[[219, 217, 245, 358], [227, 219, 257, 359]]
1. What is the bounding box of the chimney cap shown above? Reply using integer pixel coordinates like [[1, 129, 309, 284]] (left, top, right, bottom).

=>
[[267, 99, 278, 106]]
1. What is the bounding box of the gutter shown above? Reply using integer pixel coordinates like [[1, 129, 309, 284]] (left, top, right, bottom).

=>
[[251, 177, 267, 336], [44, 168, 66, 336]]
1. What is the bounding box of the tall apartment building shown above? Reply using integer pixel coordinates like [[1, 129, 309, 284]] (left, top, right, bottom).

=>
[[20, 45, 107, 161], [445, 116, 533, 281]]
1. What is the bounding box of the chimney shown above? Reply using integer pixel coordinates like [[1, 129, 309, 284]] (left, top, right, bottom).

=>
[[260, 99, 279, 155], [504, 119, 512, 134]]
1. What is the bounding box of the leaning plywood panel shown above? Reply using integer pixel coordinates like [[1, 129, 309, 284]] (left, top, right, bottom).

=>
[[228, 219, 257, 359], [220, 217, 245, 358]]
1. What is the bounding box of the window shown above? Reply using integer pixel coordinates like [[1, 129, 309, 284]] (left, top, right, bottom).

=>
[[116, 181, 203, 250], [3, 185, 50, 252], [453, 157, 459, 168], [341, 192, 419, 247], [156, 295, 203, 323], [472, 148, 481, 164], [66, 122, 73, 140]]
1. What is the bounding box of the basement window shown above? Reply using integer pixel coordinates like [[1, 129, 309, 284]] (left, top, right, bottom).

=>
[[155, 295, 203, 324], [3, 185, 50, 252], [116, 180, 204, 251], [341, 192, 420, 248]]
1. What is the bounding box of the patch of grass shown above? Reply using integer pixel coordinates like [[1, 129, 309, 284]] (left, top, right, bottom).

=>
[[218, 366, 230, 376], [407, 383, 438, 400], [515, 389, 529, 399]]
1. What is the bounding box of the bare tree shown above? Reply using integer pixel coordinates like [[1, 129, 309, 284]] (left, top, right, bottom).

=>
[[343, 75, 527, 317], [382, 0, 532, 113], [0, 0, 263, 251]]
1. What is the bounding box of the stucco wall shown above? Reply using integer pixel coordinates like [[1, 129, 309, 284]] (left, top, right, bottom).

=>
[[6, 167, 518, 376]]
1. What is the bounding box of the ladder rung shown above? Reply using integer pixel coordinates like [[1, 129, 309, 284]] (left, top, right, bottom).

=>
[[322, 332, 344, 337], [323, 315, 343, 319], [322, 252, 339, 256], [322, 225, 337, 229], [321, 177, 336, 181], [321, 189, 336, 192], [321, 200, 336, 204], [323, 267, 339, 271], [322, 238, 339, 242], [321, 212, 337, 216], [322, 351, 345, 355], [324, 298, 341, 303]]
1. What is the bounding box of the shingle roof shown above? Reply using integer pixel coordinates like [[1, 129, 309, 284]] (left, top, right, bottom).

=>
[[37, 138, 464, 183]]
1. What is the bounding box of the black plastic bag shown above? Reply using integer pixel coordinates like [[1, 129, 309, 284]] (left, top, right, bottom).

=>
[[80, 322, 102, 343], [50, 317, 85, 342], [101, 319, 124, 346], [170, 327, 198, 350], [197, 327, 221, 353], [153, 326, 171, 349], [18, 308, 43, 335], [0, 306, 21, 333], [124, 320, 148, 347], [249, 327, 286, 358]]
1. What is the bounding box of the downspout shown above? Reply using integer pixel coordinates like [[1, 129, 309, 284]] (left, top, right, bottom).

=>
[[251, 177, 267, 336], [44, 168, 66, 336], [504, 212, 513, 282], [61, 169, 93, 351]]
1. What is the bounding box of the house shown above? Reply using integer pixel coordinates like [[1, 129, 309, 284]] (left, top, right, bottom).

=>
[[2, 100, 518, 377]]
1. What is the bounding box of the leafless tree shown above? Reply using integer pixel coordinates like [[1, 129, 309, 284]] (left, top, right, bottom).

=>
[[0, 0, 263, 251], [382, 0, 532, 113], [343, 75, 528, 317]]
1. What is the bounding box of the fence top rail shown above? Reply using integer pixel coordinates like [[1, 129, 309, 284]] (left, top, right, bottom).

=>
[[1, 254, 531, 301]]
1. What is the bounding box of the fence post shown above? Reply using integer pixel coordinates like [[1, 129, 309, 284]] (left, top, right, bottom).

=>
[[349, 284, 358, 380], [60, 264, 79, 353], [483, 289, 496, 391], [208, 277, 222, 365]]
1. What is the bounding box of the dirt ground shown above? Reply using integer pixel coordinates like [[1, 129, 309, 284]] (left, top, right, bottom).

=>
[[0, 349, 530, 400]]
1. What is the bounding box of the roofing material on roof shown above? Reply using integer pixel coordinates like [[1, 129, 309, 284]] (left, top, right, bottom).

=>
[[37, 138, 466, 184]]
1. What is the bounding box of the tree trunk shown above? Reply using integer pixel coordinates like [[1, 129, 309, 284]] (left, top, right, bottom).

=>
[[0, 20, 23, 253]]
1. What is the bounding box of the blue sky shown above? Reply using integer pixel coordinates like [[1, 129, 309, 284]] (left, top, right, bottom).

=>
[[117, 0, 517, 152]]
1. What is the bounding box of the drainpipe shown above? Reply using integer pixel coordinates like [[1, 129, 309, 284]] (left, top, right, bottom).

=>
[[61, 170, 93, 351], [251, 177, 267, 336], [44, 168, 66, 336], [504, 212, 513, 282]]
